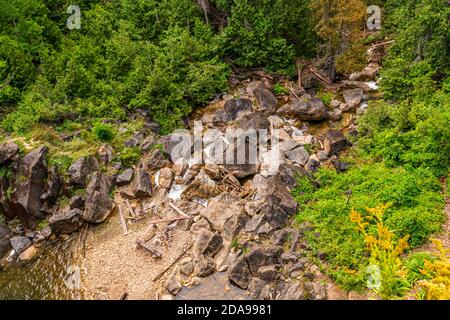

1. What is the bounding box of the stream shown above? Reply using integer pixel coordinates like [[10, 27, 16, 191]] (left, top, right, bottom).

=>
[[0, 237, 80, 300]]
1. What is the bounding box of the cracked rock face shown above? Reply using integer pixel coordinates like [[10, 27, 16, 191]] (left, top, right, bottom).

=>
[[10, 146, 49, 229]]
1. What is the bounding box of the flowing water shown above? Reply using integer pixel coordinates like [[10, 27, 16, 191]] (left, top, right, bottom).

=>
[[0, 237, 80, 300]]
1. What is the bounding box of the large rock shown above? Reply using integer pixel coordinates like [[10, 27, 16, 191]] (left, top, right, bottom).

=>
[[228, 256, 252, 289], [213, 98, 253, 125], [0, 141, 19, 165], [18, 244, 39, 262], [245, 246, 282, 275], [253, 82, 278, 112], [278, 282, 307, 300], [165, 266, 182, 295], [324, 130, 349, 156], [83, 172, 114, 223], [0, 223, 11, 258], [116, 168, 134, 187], [130, 165, 152, 199], [10, 236, 32, 255], [252, 175, 298, 229], [10, 146, 48, 228], [343, 88, 364, 108], [0, 175, 14, 219], [68, 155, 99, 186], [230, 111, 270, 132], [158, 168, 174, 190], [193, 255, 216, 277], [349, 63, 379, 81], [277, 164, 310, 190], [285, 146, 309, 166], [277, 98, 327, 121], [200, 198, 244, 239], [40, 166, 62, 214], [193, 229, 223, 258], [49, 208, 84, 234], [182, 171, 221, 200]]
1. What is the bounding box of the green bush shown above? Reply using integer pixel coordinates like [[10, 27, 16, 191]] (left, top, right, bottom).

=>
[[118, 147, 141, 168], [357, 92, 450, 177], [92, 121, 115, 142], [293, 163, 445, 290], [404, 252, 435, 286]]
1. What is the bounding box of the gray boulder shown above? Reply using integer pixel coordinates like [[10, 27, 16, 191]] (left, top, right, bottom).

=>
[[285, 146, 310, 166], [116, 168, 134, 187], [68, 155, 99, 186], [343, 88, 364, 108], [10, 236, 32, 255], [0, 141, 19, 165], [213, 98, 253, 125], [278, 98, 327, 121], [130, 165, 152, 199], [253, 83, 278, 112], [83, 172, 113, 223], [324, 130, 349, 156], [228, 256, 252, 289], [10, 146, 48, 229], [49, 208, 84, 234], [0, 223, 12, 258]]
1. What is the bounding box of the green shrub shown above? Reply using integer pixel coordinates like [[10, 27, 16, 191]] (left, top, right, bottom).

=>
[[357, 93, 450, 177], [92, 121, 116, 142], [118, 147, 141, 168], [404, 252, 435, 286], [293, 163, 445, 290], [273, 83, 289, 96]]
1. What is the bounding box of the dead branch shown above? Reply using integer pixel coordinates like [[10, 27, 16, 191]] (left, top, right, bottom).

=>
[[169, 203, 189, 218], [152, 242, 193, 282], [125, 200, 135, 218], [136, 238, 162, 258], [118, 204, 128, 236]]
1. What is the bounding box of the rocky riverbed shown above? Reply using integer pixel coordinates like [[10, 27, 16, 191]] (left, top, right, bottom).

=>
[[0, 59, 382, 300]]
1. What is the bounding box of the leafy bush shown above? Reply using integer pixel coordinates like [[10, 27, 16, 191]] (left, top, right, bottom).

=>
[[357, 92, 450, 177], [118, 147, 141, 168], [273, 83, 289, 96], [92, 121, 115, 142], [404, 252, 435, 286], [351, 205, 410, 299], [381, 0, 449, 100], [293, 163, 445, 290]]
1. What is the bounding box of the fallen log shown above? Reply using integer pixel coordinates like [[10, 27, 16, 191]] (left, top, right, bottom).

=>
[[169, 203, 189, 218], [118, 204, 128, 235], [136, 238, 162, 258], [152, 242, 193, 281]]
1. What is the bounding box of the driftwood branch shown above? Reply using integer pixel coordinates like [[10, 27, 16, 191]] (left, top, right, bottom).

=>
[[169, 203, 189, 218], [125, 200, 135, 218], [136, 238, 162, 258], [152, 242, 193, 281], [118, 204, 128, 235]]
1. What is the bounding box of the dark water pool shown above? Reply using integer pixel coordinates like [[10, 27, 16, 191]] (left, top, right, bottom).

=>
[[0, 237, 81, 300]]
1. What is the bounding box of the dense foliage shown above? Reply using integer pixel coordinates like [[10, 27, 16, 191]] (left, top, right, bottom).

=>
[[0, 0, 318, 133]]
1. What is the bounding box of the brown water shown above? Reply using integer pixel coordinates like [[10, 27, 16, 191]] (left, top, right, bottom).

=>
[[0, 237, 81, 300]]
